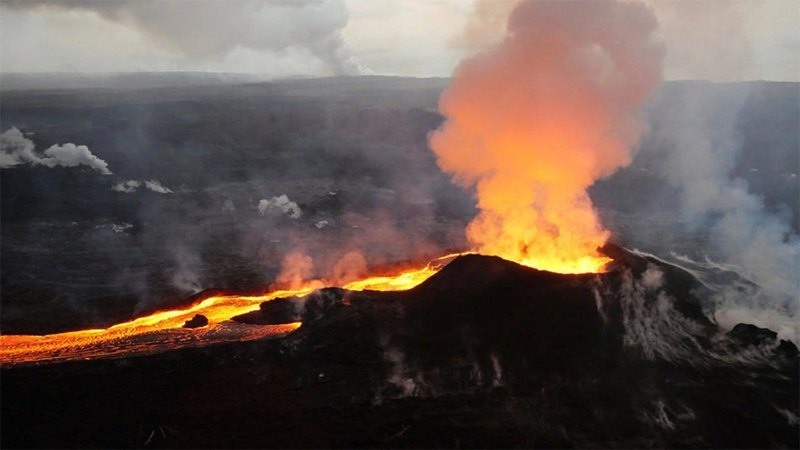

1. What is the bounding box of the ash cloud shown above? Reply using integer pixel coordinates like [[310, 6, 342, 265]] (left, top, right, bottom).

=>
[[1, 127, 111, 174], [5, 0, 366, 75]]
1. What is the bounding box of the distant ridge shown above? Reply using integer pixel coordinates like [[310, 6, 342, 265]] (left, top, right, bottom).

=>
[[0, 72, 269, 91], [0, 72, 450, 92], [5, 72, 790, 93]]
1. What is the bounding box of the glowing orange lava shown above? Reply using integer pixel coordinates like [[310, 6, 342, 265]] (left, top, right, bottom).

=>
[[0, 250, 607, 367], [0, 253, 462, 367], [428, 0, 662, 275]]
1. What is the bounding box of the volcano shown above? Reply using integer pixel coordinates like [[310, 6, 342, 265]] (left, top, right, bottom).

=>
[[2, 245, 797, 448]]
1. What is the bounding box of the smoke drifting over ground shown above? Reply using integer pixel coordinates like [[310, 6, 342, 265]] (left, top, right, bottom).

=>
[[647, 85, 800, 341], [431, 0, 664, 273], [1, 127, 111, 174]]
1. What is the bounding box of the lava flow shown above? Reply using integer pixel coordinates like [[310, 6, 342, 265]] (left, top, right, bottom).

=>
[[1, 0, 664, 367], [0, 253, 461, 366], [0, 250, 609, 366]]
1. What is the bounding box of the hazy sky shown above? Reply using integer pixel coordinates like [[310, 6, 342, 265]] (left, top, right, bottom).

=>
[[1, 0, 798, 81]]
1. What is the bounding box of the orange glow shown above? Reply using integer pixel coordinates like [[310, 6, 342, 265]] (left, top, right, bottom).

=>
[[0, 254, 462, 367], [343, 253, 461, 291], [429, 0, 662, 274]]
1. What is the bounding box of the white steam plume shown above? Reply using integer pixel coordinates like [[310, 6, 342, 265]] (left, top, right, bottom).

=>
[[651, 86, 799, 341], [111, 179, 173, 194], [143, 179, 173, 194], [111, 180, 141, 193], [258, 195, 302, 219], [1, 127, 111, 174], [170, 246, 202, 293]]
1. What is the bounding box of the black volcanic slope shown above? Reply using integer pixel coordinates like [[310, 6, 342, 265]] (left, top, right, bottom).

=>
[[2, 246, 798, 449]]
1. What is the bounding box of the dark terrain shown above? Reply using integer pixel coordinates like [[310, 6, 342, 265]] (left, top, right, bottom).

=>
[[1, 75, 798, 449], [2, 246, 797, 448], [1, 76, 798, 335]]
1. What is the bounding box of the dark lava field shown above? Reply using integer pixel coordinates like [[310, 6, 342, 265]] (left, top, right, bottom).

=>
[[3, 246, 798, 448], [1, 76, 798, 449]]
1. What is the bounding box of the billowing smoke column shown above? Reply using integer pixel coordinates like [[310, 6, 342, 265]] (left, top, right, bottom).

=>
[[652, 86, 800, 340], [430, 0, 664, 273]]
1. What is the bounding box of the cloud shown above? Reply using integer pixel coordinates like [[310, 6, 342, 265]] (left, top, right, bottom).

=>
[[451, 0, 515, 52], [0, 128, 39, 168], [143, 179, 173, 194], [1, 127, 111, 174], [258, 195, 302, 219], [40, 143, 112, 174], [3, 0, 366, 75], [111, 180, 141, 193], [111, 179, 172, 194], [344, 0, 467, 77], [451, 0, 799, 81]]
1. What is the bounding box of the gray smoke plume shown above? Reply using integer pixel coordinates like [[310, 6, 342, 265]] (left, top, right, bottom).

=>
[[0, 127, 111, 174], [4, 0, 366, 75], [170, 246, 202, 294], [649, 85, 799, 341]]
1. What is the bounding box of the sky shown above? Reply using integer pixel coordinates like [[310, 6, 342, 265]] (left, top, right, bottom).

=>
[[0, 0, 798, 81]]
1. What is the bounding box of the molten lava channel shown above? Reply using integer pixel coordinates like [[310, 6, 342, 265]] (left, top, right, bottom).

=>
[[0, 251, 608, 366]]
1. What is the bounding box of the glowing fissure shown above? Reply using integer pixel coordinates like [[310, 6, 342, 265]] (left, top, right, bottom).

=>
[[0, 254, 460, 366]]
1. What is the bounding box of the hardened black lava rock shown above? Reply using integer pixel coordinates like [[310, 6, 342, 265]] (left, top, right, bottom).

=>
[[3, 247, 797, 449], [182, 314, 209, 328]]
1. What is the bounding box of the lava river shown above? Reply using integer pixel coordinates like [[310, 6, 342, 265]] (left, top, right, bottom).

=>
[[1, 249, 615, 367], [0, 254, 460, 367]]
